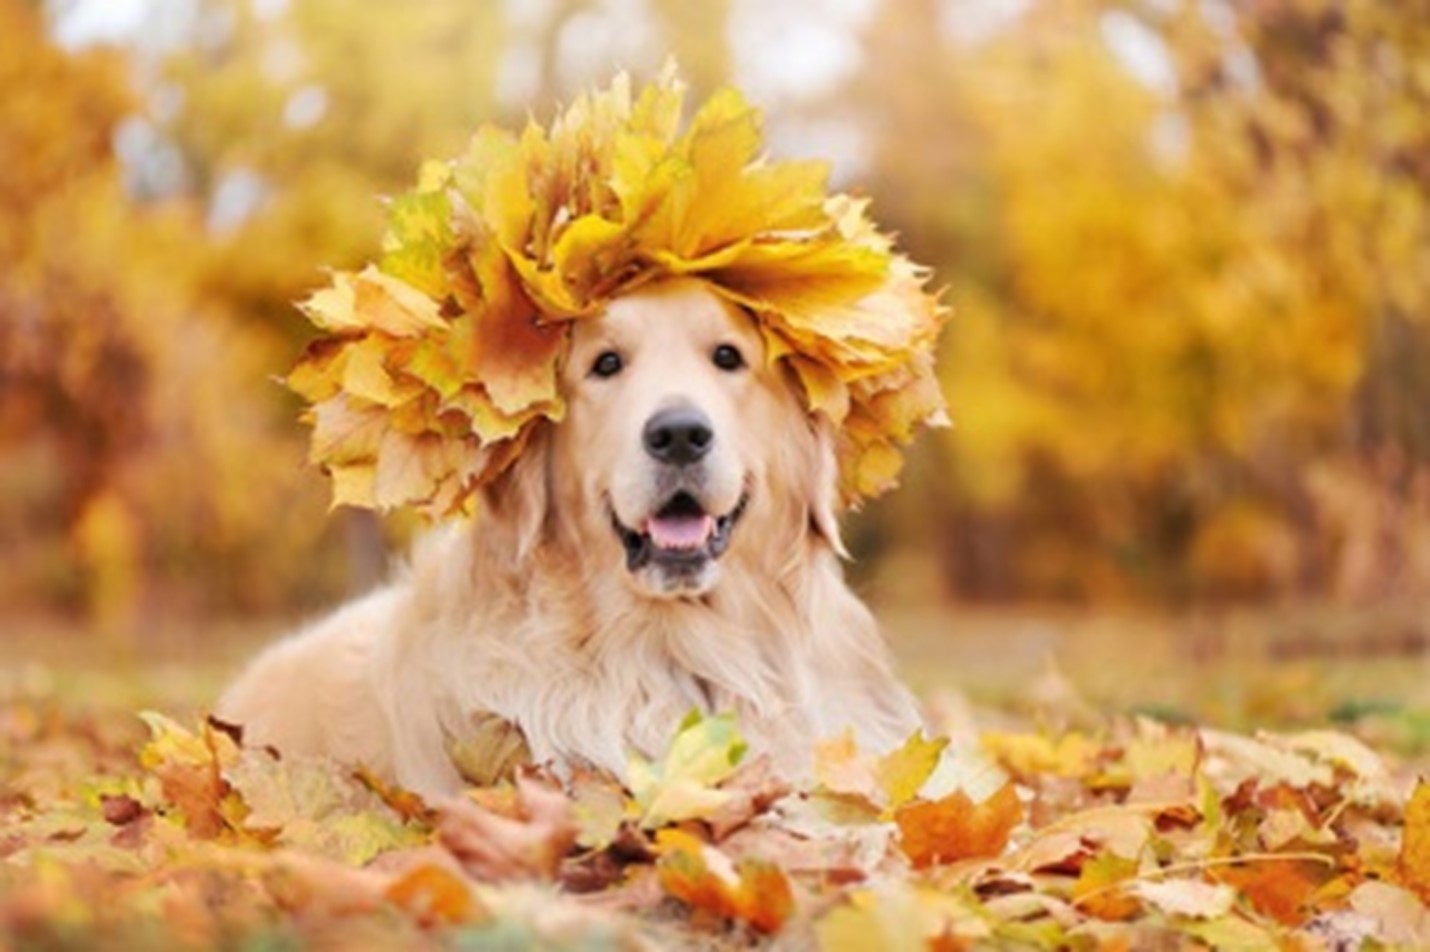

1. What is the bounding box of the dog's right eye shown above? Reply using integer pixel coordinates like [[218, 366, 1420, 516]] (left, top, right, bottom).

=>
[[590, 350, 623, 379]]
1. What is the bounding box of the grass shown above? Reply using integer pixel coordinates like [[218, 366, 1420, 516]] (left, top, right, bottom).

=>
[[874, 595, 1430, 753], [5, 595, 1430, 753]]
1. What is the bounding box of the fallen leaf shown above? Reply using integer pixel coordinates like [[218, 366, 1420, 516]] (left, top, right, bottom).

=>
[[1072, 852, 1142, 921], [1348, 881, 1430, 944], [1129, 878, 1236, 920], [138, 713, 241, 839], [1212, 858, 1325, 925], [567, 767, 628, 851], [814, 729, 880, 802], [627, 710, 747, 828], [877, 732, 949, 810], [982, 731, 1100, 780], [438, 774, 577, 881], [895, 781, 1023, 868], [226, 748, 421, 865], [703, 754, 791, 841], [655, 828, 794, 933], [384, 861, 483, 926], [1399, 779, 1430, 900]]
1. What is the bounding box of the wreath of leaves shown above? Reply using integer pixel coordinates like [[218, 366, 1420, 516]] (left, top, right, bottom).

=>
[[288, 67, 948, 518]]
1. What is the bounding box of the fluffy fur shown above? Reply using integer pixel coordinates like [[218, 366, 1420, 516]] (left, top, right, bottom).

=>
[[218, 280, 921, 798]]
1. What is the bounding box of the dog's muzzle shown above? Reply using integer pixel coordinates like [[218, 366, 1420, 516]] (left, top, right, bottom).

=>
[[611, 490, 749, 573]]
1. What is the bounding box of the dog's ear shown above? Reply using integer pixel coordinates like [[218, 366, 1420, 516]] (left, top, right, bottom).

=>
[[809, 418, 849, 558], [482, 428, 551, 562]]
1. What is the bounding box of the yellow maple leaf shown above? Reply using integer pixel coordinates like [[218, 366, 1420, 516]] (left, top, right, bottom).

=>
[[877, 731, 950, 811]]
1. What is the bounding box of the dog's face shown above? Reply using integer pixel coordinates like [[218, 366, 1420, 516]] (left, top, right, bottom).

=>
[[546, 279, 836, 599]]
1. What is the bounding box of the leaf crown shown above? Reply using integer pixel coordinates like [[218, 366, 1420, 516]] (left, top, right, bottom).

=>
[[288, 67, 948, 518]]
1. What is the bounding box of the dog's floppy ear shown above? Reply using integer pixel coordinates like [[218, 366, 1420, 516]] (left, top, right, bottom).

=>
[[809, 418, 849, 558], [482, 427, 551, 562]]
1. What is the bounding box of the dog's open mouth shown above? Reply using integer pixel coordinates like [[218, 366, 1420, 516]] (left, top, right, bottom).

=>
[[612, 491, 749, 572]]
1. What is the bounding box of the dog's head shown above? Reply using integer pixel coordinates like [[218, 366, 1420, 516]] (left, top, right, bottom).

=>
[[500, 279, 841, 599]]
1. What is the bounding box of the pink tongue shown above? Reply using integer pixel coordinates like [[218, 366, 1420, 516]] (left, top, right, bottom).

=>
[[645, 514, 715, 551]]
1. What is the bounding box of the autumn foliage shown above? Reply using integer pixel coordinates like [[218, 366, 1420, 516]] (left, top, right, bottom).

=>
[[7, 689, 1430, 948], [289, 70, 945, 517]]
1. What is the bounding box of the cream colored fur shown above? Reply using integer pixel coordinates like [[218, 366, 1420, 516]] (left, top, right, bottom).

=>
[[217, 280, 922, 799]]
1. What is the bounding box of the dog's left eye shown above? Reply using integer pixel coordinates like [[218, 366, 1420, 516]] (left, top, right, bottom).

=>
[[590, 350, 623, 379], [712, 344, 745, 372]]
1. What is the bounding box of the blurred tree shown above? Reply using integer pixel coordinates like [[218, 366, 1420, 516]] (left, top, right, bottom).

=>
[[155, 0, 505, 333], [856, 0, 1430, 601], [5, 0, 1427, 626], [147, 0, 511, 588], [1155, 0, 1430, 599], [0, 0, 311, 623]]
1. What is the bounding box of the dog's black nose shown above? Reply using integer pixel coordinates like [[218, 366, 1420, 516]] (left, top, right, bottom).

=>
[[643, 406, 714, 465]]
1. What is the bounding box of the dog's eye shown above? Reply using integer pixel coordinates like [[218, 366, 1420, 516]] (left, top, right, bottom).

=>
[[712, 344, 745, 372], [590, 350, 623, 379]]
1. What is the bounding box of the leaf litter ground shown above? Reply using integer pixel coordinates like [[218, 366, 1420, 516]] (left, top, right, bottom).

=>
[[5, 653, 1430, 950]]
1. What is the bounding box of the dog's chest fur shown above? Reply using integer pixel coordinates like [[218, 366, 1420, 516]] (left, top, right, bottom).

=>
[[370, 525, 919, 796]]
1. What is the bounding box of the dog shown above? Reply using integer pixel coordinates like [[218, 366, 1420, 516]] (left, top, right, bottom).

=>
[[217, 278, 922, 798]]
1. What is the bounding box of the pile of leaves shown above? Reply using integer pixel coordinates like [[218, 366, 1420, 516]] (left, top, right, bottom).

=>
[[5, 690, 1430, 950], [288, 67, 947, 517]]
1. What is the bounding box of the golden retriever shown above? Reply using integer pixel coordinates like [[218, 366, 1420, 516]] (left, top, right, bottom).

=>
[[218, 278, 921, 798]]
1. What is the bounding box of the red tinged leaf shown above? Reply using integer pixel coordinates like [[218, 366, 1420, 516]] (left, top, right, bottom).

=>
[[894, 782, 1023, 868], [100, 793, 146, 826]]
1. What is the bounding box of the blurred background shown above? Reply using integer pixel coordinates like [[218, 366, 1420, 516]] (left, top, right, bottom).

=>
[[3, 0, 1428, 724]]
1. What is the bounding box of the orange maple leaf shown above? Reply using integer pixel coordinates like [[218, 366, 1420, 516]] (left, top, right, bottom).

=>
[[894, 781, 1022, 868]]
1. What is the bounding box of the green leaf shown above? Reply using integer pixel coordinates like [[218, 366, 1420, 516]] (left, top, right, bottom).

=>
[[627, 710, 747, 828]]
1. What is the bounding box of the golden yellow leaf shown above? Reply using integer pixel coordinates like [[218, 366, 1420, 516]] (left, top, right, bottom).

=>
[[1398, 779, 1430, 901], [877, 732, 950, 811], [1072, 852, 1142, 921], [328, 462, 377, 510]]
